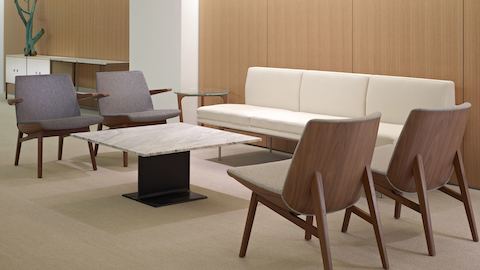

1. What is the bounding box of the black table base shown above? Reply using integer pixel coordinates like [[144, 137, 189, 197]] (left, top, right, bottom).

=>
[[122, 151, 207, 207]]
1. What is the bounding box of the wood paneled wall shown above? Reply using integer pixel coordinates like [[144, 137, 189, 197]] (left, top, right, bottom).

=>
[[5, 0, 129, 61], [464, 0, 480, 188], [353, 0, 464, 104], [200, 0, 480, 188], [199, 0, 267, 105], [267, 0, 352, 72]]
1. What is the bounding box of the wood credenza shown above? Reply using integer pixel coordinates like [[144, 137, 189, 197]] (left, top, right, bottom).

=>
[[5, 54, 129, 105]]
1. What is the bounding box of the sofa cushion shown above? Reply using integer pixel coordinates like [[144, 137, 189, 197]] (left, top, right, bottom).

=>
[[245, 67, 303, 111], [250, 111, 346, 135], [300, 71, 369, 118], [197, 104, 280, 126], [371, 144, 395, 175], [377, 122, 403, 146], [366, 75, 455, 124]]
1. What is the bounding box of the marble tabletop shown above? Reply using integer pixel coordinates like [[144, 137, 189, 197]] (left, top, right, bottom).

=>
[[72, 123, 261, 157]]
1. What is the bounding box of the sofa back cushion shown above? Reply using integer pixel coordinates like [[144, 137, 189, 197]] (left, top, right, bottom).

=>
[[300, 71, 369, 117], [366, 75, 455, 124], [245, 67, 303, 111]]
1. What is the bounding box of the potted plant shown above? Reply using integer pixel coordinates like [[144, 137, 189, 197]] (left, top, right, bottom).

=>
[[14, 0, 45, 56]]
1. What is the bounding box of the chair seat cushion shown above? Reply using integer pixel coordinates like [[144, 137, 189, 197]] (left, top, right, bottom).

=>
[[371, 144, 395, 175], [110, 109, 180, 123], [227, 159, 292, 194], [22, 115, 104, 131], [251, 111, 346, 135]]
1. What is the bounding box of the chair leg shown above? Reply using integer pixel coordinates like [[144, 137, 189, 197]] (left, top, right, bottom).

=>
[[123, 152, 128, 167], [14, 131, 23, 166], [88, 142, 97, 171], [94, 123, 102, 156], [37, 136, 43, 179], [341, 207, 353, 233], [363, 167, 389, 269], [239, 193, 258, 258], [394, 201, 402, 219], [311, 172, 333, 270], [58, 136, 64, 160], [414, 155, 435, 256], [305, 216, 314, 240], [454, 151, 479, 242]]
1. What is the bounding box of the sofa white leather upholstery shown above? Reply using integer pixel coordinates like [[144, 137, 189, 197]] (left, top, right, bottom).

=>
[[197, 67, 456, 156], [366, 75, 456, 124]]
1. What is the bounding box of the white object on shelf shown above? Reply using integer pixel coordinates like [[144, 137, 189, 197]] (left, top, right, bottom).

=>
[[26, 58, 50, 76], [6, 55, 27, 84], [5, 54, 128, 85]]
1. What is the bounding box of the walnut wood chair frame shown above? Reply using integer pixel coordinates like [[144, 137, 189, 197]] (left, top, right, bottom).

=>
[[344, 103, 478, 257], [8, 93, 105, 178], [228, 113, 389, 270], [93, 88, 171, 167]]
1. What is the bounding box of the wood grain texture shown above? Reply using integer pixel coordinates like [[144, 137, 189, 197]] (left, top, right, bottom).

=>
[[267, 0, 353, 72], [35, 0, 129, 61], [352, 0, 464, 104], [464, 0, 480, 189], [283, 114, 381, 214], [387, 105, 470, 193], [199, 0, 268, 105]]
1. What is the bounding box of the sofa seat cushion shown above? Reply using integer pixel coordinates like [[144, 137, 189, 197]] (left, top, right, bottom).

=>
[[227, 159, 292, 195], [251, 111, 347, 135], [197, 104, 293, 126], [377, 123, 404, 146], [371, 144, 395, 175]]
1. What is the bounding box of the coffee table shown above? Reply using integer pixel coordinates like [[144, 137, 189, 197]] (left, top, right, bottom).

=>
[[72, 123, 260, 207]]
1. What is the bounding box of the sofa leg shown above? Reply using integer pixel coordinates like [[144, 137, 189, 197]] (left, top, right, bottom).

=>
[[268, 136, 273, 153], [218, 147, 222, 161]]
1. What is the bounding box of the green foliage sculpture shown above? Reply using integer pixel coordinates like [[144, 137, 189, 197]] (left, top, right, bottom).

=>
[[14, 0, 45, 56]]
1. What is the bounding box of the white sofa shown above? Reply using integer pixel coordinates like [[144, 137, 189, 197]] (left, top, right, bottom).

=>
[[197, 67, 455, 149]]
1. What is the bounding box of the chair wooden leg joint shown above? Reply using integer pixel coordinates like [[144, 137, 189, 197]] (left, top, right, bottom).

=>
[[15, 131, 23, 166], [88, 142, 97, 171], [305, 216, 314, 240], [239, 193, 258, 258], [414, 155, 436, 256], [37, 136, 43, 179]]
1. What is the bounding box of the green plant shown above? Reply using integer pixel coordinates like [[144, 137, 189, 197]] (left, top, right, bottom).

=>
[[14, 0, 45, 56]]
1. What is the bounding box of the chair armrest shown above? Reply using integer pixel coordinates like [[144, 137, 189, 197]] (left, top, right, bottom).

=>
[[149, 89, 172, 95], [7, 98, 23, 106], [77, 92, 110, 101]]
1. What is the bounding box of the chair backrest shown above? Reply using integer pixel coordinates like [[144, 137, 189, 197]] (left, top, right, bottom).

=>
[[386, 103, 470, 193], [282, 113, 381, 215], [15, 74, 80, 124], [96, 71, 154, 116]]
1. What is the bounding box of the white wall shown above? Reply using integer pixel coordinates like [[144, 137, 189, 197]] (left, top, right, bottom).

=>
[[130, 0, 199, 124], [180, 0, 199, 124]]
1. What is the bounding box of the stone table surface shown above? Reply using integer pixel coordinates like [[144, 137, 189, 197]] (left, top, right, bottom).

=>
[[72, 123, 261, 157]]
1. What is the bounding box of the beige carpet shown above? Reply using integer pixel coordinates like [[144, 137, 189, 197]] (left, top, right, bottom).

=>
[[0, 98, 480, 270]]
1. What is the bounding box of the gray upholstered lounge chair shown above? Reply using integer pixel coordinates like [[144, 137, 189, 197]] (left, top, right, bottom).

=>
[[95, 71, 180, 167], [8, 74, 105, 178]]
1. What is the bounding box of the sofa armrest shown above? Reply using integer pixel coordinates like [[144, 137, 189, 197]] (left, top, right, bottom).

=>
[[150, 89, 172, 95], [7, 98, 23, 105]]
